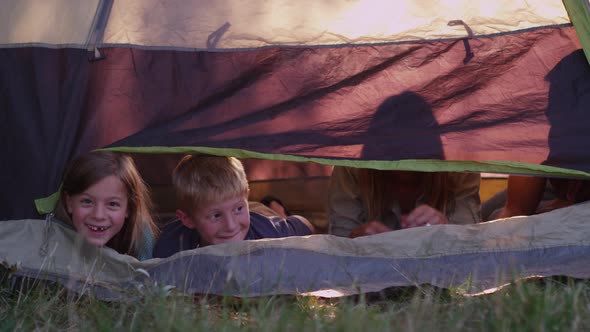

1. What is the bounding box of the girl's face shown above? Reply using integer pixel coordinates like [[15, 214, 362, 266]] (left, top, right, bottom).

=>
[[66, 175, 128, 247]]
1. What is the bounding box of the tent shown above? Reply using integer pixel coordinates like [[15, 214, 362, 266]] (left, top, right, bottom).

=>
[[2, 0, 590, 220], [1, 0, 590, 298]]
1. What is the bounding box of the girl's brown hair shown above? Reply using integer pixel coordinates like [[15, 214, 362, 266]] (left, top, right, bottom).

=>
[[357, 169, 455, 222], [54, 151, 158, 257]]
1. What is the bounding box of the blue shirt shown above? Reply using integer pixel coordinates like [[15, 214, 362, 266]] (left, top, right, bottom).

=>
[[153, 212, 312, 258]]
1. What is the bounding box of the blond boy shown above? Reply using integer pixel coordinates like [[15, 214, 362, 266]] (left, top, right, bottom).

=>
[[153, 155, 314, 258]]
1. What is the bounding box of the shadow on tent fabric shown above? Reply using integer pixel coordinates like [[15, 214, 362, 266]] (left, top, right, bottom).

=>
[[543, 49, 590, 204], [544, 49, 590, 173], [361, 91, 444, 160]]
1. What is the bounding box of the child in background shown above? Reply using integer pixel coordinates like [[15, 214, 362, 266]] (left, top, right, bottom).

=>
[[260, 195, 290, 219], [328, 167, 481, 238], [53, 151, 159, 260], [153, 154, 315, 258]]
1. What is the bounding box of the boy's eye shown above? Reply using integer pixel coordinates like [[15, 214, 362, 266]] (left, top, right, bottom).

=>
[[108, 201, 121, 208], [234, 205, 244, 214]]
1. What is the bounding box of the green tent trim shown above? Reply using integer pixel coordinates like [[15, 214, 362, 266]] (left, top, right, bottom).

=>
[[34, 146, 590, 215], [563, 0, 590, 64]]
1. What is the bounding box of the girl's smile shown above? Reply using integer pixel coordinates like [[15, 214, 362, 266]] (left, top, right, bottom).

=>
[[66, 175, 128, 247]]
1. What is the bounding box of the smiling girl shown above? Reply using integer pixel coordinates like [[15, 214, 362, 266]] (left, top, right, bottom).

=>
[[53, 151, 159, 260]]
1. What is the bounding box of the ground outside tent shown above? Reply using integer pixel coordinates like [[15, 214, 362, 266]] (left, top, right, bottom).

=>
[[1, 0, 590, 303]]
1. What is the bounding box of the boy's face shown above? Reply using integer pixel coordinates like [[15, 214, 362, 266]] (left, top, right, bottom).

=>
[[178, 196, 250, 246]]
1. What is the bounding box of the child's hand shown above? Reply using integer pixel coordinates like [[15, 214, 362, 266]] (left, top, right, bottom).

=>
[[349, 221, 392, 238], [400, 204, 448, 229]]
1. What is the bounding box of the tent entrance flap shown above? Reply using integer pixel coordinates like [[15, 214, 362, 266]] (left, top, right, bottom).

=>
[[3, 202, 590, 299]]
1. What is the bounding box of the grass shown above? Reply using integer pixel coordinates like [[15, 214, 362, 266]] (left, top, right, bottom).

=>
[[2, 273, 590, 332]]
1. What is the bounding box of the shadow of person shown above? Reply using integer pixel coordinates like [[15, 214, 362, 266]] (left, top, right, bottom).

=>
[[361, 91, 444, 160], [348, 91, 454, 231], [543, 49, 590, 203], [544, 49, 590, 172]]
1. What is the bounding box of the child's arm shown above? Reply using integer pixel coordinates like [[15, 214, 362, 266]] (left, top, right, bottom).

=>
[[446, 172, 482, 224], [496, 175, 546, 218], [328, 166, 366, 237]]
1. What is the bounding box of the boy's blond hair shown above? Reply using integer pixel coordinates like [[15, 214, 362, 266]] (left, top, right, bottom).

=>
[[173, 154, 249, 216]]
